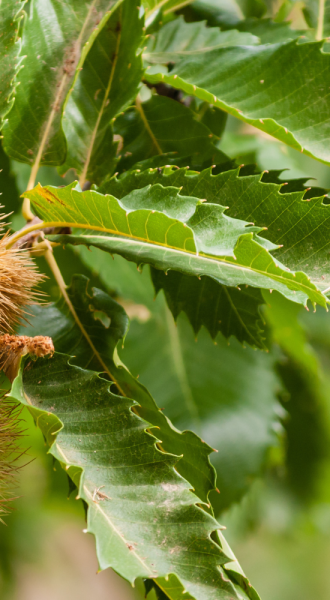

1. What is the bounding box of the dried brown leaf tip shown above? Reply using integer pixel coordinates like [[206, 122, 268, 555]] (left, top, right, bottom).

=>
[[0, 335, 54, 383], [0, 229, 43, 333]]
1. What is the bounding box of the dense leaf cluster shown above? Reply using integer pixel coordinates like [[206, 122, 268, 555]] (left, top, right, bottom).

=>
[[1, 0, 330, 598]]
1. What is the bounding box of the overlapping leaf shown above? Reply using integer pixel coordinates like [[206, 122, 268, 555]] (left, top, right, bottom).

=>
[[11, 354, 245, 599], [192, 0, 267, 22], [120, 292, 281, 512], [102, 165, 330, 289], [22, 275, 216, 503], [77, 242, 267, 348], [23, 181, 328, 308], [2, 0, 122, 165], [59, 0, 144, 186], [151, 268, 266, 348], [97, 168, 267, 348], [145, 39, 330, 164], [143, 16, 259, 64], [12, 276, 258, 600], [222, 18, 302, 44], [73, 253, 276, 503], [0, 0, 25, 122], [113, 95, 228, 172]]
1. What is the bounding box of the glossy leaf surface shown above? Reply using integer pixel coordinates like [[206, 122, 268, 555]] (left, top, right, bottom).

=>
[[143, 16, 259, 64], [145, 40, 330, 164], [11, 277, 257, 599], [102, 165, 330, 289], [59, 0, 144, 185], [21, 275, 216, 503], [113, 95, 228, 172], [23, 181, 328, 308], [0, 0, 24, 122], [2, 0, 122, 165]]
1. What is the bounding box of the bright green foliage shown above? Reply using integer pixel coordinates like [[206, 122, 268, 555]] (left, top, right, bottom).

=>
[[11, 281, 258, 600], [11, 354, 238, 598], [0, 0, 25, 122], [102, 165, 330, 289], [59, 0, 144, 185], [2, 0, 122, 165], [120, 293, 281, 512], [77, 239, 267, 348], [151, 268, 267, 348], [113, 95, 228, 172], [2, 1, 330, 597], [67, 255, 281, 510], [143, 16, 259, 63], [24, 181, 328, 307], [21, 275, 216, 503], [145, 39, 330, 164]]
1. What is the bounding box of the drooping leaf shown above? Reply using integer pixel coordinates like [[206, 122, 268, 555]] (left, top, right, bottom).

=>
[[119, 293, 282, 512], [0, 0, 25, 123], [75, 236, 267, 349], [75, 251, 270, 502], [145, 39, 330, 165], [22, 275, 216, 504], [113, 95, 229, 172], [102, 165, 330, 290], [226, 18, 302, 44], [2, 0, 122, 166], [13, 279, 258, 600], [95, 168, 265, 349], [11, 353, 243, 599], [58, 0, 144, 186], [151, 268, 267, 348], [143, 16, 259, 64], [23, 181, 329, 308]]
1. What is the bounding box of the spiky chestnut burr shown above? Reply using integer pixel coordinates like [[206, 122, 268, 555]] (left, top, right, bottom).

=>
[[0, 220, 52, 518], [0, 230, 43, 334]]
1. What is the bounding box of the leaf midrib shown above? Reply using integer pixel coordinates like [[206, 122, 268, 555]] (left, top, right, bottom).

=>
[[8, 220, 324, 301], [26, 0, 100, 190], [79, 6, 123, 187], [23, 385, 155, 575]]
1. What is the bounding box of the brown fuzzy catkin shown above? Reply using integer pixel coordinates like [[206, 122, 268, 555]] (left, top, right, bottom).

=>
[[0, 335, 54, 382]]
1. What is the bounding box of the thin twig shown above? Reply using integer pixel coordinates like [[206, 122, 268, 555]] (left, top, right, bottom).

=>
[[317, 0, 325, 40], [43, 248, 126, 396]]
